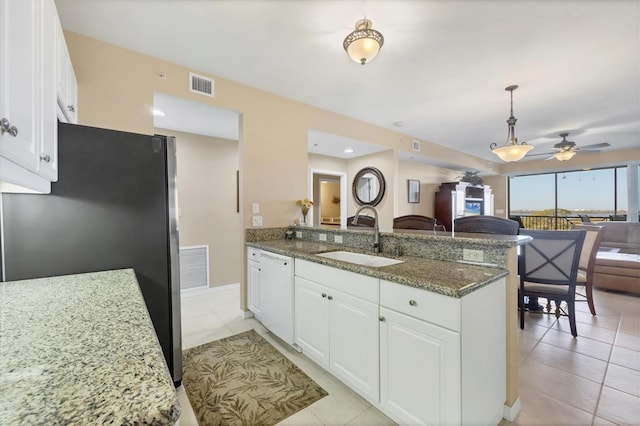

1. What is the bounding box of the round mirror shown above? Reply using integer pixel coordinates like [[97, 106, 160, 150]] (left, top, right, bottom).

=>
[[352, 167, 386, 206]]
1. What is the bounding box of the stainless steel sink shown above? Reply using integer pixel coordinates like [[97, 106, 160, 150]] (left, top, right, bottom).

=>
[[317, 251, 404, 267]]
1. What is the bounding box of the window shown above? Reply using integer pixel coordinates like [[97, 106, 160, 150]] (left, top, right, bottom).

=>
[[508, 166, 629, 229]]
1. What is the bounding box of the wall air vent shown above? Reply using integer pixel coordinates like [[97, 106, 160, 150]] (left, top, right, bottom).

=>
[[179, 245, 210, 290], [189, 72, 214, 97]]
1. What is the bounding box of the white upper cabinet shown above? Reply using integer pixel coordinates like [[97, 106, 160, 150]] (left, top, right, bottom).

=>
[[0, 0, 73, 192], [54, 15, 77, 124], [0, 0, 40, 173]]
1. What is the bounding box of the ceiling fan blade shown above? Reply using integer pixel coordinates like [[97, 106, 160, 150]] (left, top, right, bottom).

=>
[[526, 152, 556, 157], [544, 155, 556, 161], [575, 142, 611, 151]]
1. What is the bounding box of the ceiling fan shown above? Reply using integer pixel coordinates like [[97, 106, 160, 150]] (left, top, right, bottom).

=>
[[527, 132, 611, 161]]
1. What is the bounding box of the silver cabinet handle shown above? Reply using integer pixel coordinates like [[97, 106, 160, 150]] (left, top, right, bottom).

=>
[[409, 300, 417, 307], [1, 118, 18, 137], [379, 316, 386, 322], [40, 155, 51, 163], [321, 293, 327, 298], [68, 105, 76, 113], [327, 295, 333, 300]]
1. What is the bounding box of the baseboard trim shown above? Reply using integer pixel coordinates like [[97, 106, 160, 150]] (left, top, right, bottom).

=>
[[181, 282, 239, 298], [503, 397, 521, 422]]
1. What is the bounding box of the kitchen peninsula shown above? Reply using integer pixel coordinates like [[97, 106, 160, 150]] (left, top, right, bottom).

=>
[[0, 269, 180, 425], [246, 226, 530, 424]]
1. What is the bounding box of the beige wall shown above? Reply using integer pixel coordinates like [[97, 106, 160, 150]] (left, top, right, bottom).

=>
[[483, 175, 508, 218], [156, 128, 241, 288]]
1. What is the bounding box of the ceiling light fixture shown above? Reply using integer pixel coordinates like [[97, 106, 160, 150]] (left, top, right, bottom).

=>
[[344, 147, 354, 153], [343, 19, 384, 65], [490, 85, 533, 162], [554, 150, 577, 161]]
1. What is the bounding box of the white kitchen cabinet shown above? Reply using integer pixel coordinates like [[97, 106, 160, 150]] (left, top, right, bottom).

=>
[[295, 259, 379, 402], [54, 15, 78, 124], [380, 306, 460, 425], [379, 278, 506, 426], [0, 0, 64, 192], [246, 247, 262, 320], [294, 277, 330, 367]]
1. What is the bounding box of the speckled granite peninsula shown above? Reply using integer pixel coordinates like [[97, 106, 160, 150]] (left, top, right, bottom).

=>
[[0, 269, 180, 425], [246, 226, 530, 297]]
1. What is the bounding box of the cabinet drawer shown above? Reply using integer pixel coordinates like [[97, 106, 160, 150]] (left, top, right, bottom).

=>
[[247, 247, 261, 261], [380, 280, 460, 331], [295, 259, 378, 303]]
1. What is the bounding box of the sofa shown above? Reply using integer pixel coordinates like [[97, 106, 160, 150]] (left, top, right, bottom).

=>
[[593, 222, 640, 294]]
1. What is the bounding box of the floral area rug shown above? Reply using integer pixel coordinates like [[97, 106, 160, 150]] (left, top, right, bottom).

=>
[[182, 329, 328, 425]]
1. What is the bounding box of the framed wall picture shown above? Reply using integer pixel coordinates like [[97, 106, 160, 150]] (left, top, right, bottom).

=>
[[408, 179, 420, 203]]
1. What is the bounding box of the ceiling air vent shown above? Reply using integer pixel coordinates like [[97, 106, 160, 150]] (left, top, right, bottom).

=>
[[189, 72, 214, 97]]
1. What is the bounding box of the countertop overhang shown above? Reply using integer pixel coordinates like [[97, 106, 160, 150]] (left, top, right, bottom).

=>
[[0, 269, 180, 425], [247, 239, 509, 298]]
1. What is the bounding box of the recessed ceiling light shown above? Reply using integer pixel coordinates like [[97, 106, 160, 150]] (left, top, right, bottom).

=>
[[152, 109, 165, 117], [344, 148, 354, 153]]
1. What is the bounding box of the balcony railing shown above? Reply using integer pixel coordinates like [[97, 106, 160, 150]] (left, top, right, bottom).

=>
[[509, 214, 628, 230]]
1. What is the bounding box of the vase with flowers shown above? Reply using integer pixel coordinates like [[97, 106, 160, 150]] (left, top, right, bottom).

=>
[[296, 198, 314, 226]]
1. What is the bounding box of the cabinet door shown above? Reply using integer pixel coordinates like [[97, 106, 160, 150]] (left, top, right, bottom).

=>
[[54, 15, 77, 124], [294, 277, 330, 369], [247, 259, 261, 320], [329, 289, 380, 402], [380, 307, 461, 426], [0, 0, 40, 172], [37, 0, 57, 181]]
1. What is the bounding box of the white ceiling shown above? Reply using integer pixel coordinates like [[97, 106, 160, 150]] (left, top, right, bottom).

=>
[[56, 0, 639, 165]]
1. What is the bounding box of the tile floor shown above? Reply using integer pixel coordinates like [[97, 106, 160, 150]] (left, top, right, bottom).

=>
[[176, 284, 640, 425]]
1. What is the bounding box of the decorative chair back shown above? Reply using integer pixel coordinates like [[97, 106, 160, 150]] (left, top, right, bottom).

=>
[[519, 229, 586, 287], [569, 224, 605, 315], [453, 215, 519, 235], [393, 215, 437, 230]]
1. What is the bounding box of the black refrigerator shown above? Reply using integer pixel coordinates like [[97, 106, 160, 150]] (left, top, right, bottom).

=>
[[0, 122, 182, 385]]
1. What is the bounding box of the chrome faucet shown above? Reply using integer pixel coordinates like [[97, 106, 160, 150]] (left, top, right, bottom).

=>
[[352, 205, 380, 253]]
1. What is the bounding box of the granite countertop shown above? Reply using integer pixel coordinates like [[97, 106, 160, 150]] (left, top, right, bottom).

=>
[[0, 269, 180, 425], [246, 240, 508, 298]]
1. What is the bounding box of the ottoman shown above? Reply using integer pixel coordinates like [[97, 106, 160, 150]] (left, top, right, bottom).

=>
[[593, 251, 640, 294]]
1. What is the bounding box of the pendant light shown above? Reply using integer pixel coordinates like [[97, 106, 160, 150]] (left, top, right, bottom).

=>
[[490, 85, 533, 162], [343, 19, 384, 65]]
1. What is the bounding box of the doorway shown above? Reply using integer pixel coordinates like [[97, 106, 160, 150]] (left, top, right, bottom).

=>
[[310, 169, 348, 228]]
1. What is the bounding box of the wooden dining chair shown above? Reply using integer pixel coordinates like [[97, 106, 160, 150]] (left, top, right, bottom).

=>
[[453, 215, 520, 235], [518, 229, 586, 337], [570, 224, 605, 315], [347, 215, 375, 227], [393, 215, 438, 230]]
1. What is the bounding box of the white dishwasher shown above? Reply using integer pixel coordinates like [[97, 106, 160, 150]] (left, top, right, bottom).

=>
[[259, 251, 295, 344]]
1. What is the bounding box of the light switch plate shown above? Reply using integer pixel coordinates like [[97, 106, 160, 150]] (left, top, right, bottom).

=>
[[296, 231, 302, 238], [319, 234, 327, 241], [334, 235, 343, 244], [252, 215, 262, 226], [252, 203, 260, 214]]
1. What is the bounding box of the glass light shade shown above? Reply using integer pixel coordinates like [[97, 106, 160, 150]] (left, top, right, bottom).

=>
[[343, 19, 384, 65], [554, 150, 577, 161], [491, 144, 534, 162], [346, 36, 381, 64]]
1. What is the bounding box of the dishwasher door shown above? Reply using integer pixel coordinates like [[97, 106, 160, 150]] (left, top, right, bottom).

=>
[[259, 251, 295, 344]]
